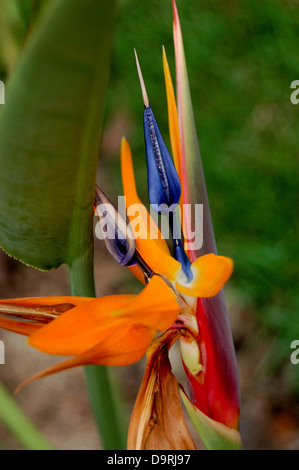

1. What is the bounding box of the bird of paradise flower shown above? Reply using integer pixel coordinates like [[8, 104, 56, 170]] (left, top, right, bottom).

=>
[[0, 0, 242, 450]]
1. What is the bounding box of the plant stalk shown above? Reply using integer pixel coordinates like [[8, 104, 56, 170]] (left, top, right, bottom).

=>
[[70, 246, 127, 450]]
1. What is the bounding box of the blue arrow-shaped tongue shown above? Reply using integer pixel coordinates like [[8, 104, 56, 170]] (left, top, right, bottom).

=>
[[135, 49, 192, 282], [143, 104, 181, 212]]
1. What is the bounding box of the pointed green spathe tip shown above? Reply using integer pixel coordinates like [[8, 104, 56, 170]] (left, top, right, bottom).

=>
[[180, 387, 243, 450]]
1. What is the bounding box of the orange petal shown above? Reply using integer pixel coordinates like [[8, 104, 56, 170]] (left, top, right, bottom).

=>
[[0, 316, 41, 336], [121, 138, 181, 281], [80, 323, 154, 366], [29, 276, 180, 357], [0, 297, 91, 336], [16, 323, 154, 392], [163, 47, 189, 253], [28, 295, 135, 355], [118, 275, 181, 331], [121, 137, 168, 254], [176, 254, 233, 297], [128, 265, 146, 285], [162, 46, 182, 184], [0, 296, 92, 307]]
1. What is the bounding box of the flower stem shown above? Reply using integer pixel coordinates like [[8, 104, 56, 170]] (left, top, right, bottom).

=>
[[70, 246, 127, 450]]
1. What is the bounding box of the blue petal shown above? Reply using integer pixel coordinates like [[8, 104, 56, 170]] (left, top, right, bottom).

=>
[[143, 105, 181, 212], [169, 212, 193, 282]]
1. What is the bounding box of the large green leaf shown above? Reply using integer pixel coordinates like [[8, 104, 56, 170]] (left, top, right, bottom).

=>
[[0, 0, 116, 270]]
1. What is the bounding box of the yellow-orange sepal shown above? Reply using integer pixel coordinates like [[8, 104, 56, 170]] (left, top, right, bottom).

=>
[[121, 138, 181, 282], [176, 254, 234, 298], [0, 276, 181, 389], [28, 275, 180, 358]]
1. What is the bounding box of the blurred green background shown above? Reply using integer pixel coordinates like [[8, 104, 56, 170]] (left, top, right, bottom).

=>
[[0, 0, 298, 449]]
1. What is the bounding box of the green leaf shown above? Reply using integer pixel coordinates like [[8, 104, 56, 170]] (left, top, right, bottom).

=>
[[0, 381, 54, 450], [0, 0, 117, 270], [180, 387, 243, 450]]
